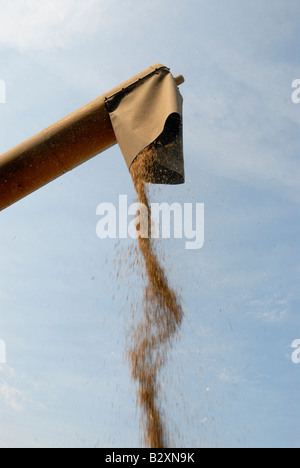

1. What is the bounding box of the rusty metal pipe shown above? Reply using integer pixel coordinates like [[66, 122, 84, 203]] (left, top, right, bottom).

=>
[[0, 65, 184, 211]]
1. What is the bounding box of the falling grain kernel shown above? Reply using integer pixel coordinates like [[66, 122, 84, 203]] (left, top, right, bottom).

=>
[[128, 146, 184, 448]]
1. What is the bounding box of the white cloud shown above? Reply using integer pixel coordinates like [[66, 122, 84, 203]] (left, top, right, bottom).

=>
[[0, 0, 106, 51], [0, 376, 23, 411], [246, 296, 289, 324], [0, 365, 46, 413], [218, 367, 245, 384]]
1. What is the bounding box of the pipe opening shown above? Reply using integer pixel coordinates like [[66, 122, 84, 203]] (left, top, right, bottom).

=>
[[132, 112, 184, 185]]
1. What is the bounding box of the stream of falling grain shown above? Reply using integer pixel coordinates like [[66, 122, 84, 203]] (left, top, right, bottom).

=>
[[128, 147, 184, 448]]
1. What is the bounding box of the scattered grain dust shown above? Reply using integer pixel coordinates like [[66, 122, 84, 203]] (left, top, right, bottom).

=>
[[127, 146, 184, 448]]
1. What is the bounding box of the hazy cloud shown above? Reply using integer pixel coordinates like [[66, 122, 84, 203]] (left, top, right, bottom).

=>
[[246, 296, 289, 324], [0, 0, 106, 51], [0, 366, 23, 411]]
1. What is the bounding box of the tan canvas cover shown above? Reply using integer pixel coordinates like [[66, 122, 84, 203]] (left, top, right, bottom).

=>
[[105, 66, 184, 184]]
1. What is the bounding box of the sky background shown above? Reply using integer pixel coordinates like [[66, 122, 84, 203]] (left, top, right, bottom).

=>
[[0, 0, 299, 448]]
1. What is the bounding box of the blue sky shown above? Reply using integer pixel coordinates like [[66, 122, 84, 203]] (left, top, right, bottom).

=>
[[0, 0, 299, 448]]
